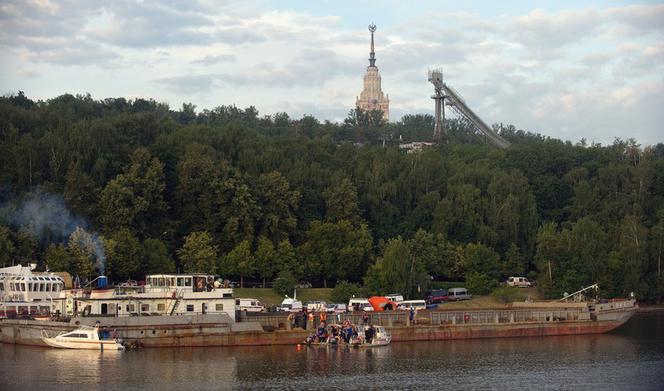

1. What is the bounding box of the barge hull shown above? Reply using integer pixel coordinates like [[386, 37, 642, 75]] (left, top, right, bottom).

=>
[[1, 315, 632, 348]]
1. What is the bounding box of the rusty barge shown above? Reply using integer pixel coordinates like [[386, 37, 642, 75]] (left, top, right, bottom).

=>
[[1, 299, 637, 348]]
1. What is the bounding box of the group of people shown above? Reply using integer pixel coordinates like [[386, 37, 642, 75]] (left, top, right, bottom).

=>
[[305, 319, 376, 346]]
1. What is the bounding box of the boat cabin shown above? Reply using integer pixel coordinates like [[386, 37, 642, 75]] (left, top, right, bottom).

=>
[[70, 273, 236, 320]]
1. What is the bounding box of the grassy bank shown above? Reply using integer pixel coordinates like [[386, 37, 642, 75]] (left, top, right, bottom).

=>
[[233, 287, 543, 308], [234, 288, 333, 306]]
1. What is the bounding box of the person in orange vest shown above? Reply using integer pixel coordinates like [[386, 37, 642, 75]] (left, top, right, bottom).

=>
[[307, 311, 314, 330], [319, 311, 327, 323]]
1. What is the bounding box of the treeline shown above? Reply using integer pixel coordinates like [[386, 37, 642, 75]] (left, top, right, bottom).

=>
[[1, 92, 663, 302]]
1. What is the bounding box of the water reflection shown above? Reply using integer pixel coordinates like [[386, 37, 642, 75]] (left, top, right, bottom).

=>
[[1, 313, 662, 391]]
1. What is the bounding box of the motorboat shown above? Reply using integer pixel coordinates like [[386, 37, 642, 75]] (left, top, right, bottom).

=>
[[41, 325, 125, 350], [353, 325, 391, 347]]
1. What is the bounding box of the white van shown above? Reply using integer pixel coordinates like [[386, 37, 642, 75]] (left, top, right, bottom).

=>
[[397, 300, 426, 311], [448, 288, 472, 301], [235, 298, 265, 312], [277, 296, 303, 312], [507, 276, 532, 288], [306, 300, 327, 312], [385, 294, 404, 303], [348, 298, 374, 312]]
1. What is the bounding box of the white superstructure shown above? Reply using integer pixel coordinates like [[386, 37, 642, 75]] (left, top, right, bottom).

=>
[[73, 273, 236, 321], [0, 264, 65, 319]]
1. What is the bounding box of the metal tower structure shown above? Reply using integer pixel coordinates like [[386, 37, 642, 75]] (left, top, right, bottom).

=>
[[428, 69, 510, 149]]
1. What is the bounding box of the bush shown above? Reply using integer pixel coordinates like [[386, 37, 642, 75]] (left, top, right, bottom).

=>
[[330, 280, 362, 304], [272, 270, 297, 296], [491, 286, 525, 303], [465, 272, 498, 295]]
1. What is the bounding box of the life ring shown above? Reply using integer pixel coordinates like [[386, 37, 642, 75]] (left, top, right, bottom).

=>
[[463, 314, 470, 322]]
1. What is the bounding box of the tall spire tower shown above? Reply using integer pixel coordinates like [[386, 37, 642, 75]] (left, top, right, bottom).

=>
[[356, 23, 389, 121]]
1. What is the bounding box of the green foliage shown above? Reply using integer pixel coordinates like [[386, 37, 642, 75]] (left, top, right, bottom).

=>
[[0, 225, 15, 267], [273, 270, 297, 296], [330, 280, 363, 304], [42, 243, 70, 272], [177, 231, 217, 274], [1, 93, 663, 302], [104, 228, 141, 281], [67, 227, 96, 279], [367, 236, 429, 299], [142, 238, 175, 275], [491, 285, 525, 303], [465, 272, 498, 295]]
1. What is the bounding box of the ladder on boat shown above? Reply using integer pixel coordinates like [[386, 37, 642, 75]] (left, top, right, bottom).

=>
[[168, 289, 185, 315]]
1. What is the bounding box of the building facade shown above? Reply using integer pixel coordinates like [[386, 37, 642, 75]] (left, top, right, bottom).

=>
[[356, 24, 389, 121]]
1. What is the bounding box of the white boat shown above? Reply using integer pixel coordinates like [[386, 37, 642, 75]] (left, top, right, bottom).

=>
[[354, 325, 391, 347], [41, 325, 125, 350]]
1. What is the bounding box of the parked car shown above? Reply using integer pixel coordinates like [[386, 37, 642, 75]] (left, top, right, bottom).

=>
[[425, 289, 449, 304], [397, 300, 427, 310], [506, 276, 533, 288], [325, 303, 348, 313], [235, 298, 265, 312], [447, 287, 472, 301], [295, 281, 312, 288]]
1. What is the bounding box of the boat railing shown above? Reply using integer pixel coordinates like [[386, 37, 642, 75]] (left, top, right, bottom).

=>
[[243, 308, 594, 329]]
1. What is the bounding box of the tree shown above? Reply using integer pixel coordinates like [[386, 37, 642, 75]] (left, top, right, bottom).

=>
[[273, 239, 302, 280], [221, 240, 253, 287], [368, 237, 428, 299], [254, 236, 276, 287], [301, 220, 373, 286], [142, 238, 175, 275], [104, 228, 141, 281], [177, 231, 217, 274], [255, 171, 300, 243], [273, 270, 297, 296], [463, 243, 501, 280], [67, 227, 97, 280], [0, 225, 15, 267], [322, 178, 362, 225], [98, 147, 167, 237], [331, 280, 363, 304], [43, 243, 71, 272]]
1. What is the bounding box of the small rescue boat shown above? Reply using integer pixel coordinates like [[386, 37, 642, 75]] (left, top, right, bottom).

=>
[[41, 325, 125, 351]]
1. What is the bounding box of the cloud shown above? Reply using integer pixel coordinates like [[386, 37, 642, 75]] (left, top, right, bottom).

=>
[[152, 74, 216, 94], [192, 54, 237, 65]]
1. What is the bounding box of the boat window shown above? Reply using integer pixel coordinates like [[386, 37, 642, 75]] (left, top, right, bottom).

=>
[[21, 283, 26, 291], [28, 283, 33, 291], [127, 304, 135, 312], [62, 333, 88, 338], [215, 304, 224, 311], [101, 303, 108, 315], [157, 303, 165, 311], [158, 278, 165, 286], [0, 283, 4, 290], [177, 278, 184, 287], [186, 304, 194, 312], [184, 278, 192, 287], [40, 283, 45, 291], [169, 278, 175, 286], [45, 284, 51, 292], [141, 304, 150, 312]]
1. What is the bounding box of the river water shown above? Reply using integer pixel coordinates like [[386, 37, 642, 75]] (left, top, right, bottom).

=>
[[1, 312, 662, 391]]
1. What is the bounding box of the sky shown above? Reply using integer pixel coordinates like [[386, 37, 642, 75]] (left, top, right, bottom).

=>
[[0, 0, 662, 146]]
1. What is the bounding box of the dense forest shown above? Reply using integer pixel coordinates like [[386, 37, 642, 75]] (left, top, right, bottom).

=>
[[1, 92, 663, 302]]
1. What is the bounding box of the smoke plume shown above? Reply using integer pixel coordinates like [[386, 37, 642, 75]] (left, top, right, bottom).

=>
[[0, 188, 106, 274]]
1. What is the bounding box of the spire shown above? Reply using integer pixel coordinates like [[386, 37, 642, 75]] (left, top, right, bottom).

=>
[[368, 23, 376, 67]]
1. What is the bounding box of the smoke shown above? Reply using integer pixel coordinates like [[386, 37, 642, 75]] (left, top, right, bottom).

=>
[[0, 188, 106, 274]]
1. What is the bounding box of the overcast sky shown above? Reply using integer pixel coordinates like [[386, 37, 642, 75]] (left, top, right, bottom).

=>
[[1, 0, 662, 145]]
